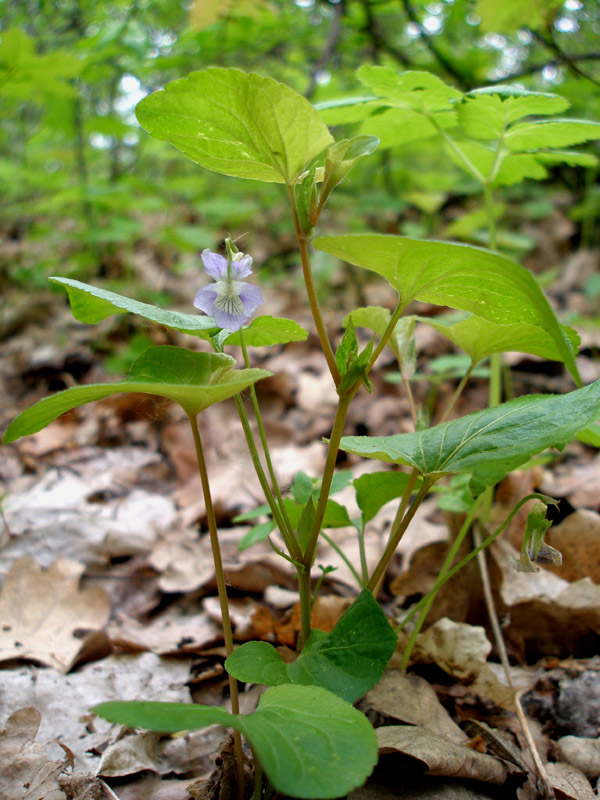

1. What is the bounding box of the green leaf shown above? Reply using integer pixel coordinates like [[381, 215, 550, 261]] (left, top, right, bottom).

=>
[[418, 314, 580, 365], [476, 0, 560, 33], [535, 150, 598, 168], [238, 521, 275, 551], [93, 683, 378, 799], [354, 471, 412, 523], [50, 277, 218, 338], [458, 87, 569, 134], [321, 499, 353, 528], [357, 67, 462, 113], [291, 471, 314, 505], [135, 68, 334, 185], [339, 381, 600, 494], [346, 307, 416, 376], [320, 135, 379, 205], [3, 347, 271, 443], [313, 234, 579, 384], [223, 316, 308, 347], [505, 119, 600, 151], [226, 591, 397, 703], [297, 497, 316, 552], [576, 422, 600, 447]]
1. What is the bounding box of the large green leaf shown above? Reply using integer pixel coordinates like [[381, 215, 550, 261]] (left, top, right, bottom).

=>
[[225, 590, 397, 703], [3, 347, 271, 443], [457, 87, 569, 136], [339, 381, 600, 494], [505, 119, 600, 151], [93, 684, 377, 799], [50, 277, 218, 338], [313, 234, 579, 384], [418, 314, 580, 365], [135, 68, 334, 185]]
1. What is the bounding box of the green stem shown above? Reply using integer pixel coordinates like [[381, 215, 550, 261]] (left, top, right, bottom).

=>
[[398, 492, 550, 633], [357, 520, 369, 586], [302, 392, 354, 572], [368, 479, 433, 593], [234, 395, 303, 563], [239, 329, 294, 541], [439, 362, 474, 423], [288, 187, 340, 386], [321, 530, 365, 589], [297, 567, 313, 647], [187, 413, 245, 798], [367, 297, 406, 373], [399, 494, 484, 669]]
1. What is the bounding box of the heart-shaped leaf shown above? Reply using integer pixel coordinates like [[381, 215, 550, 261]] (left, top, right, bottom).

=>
[[135, 68, 334, 186], [50, 277, 218, 338], [340, 381, 600, 494], [226, 590, 397, 703], [354, 471, 412, 524], [313, 234, 579, 384], [93, 683, 378, 799], [3, 347, 271, 443]]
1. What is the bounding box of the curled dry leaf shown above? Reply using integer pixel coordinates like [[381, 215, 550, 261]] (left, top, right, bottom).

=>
[[545, 761, 596, 800], [0, 707, 66, 800], [377, 725, 508, 785], [363, 670, 465, 743], [412, 618, 492, 681], [0, 556, 110, 672]]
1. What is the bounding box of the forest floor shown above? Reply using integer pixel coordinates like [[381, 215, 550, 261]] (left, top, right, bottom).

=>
[[1, 223, 600, 800]]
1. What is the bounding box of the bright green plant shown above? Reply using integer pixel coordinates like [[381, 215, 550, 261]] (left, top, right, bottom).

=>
[[4, 67, 600, 798]]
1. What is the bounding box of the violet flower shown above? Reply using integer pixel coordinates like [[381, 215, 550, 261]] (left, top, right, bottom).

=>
[[194, 246, 263, 331]]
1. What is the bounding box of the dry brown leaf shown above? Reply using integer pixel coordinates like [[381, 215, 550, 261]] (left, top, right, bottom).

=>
[[557, 736, 600, 780], [0, 653, 192, 773], [0, 707, 66, 800], [363, 670, 465, 743], [546, 510, 600, 583], [493, 539, 600, 658], [545, 761, 596, 800], [540, 454, 600, 510], [412, 618, 491, 681], [350, 774, 507, 799], [377, 725, 508, 784], [0, 556, 110, 672], [107, 602, 221, 655]]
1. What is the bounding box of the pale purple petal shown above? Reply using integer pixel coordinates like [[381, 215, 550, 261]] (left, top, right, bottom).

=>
[[194, 284, 218, 315], [229, 254, 253, 280], [201, 249, 228, 280], [213, 307, 249, 331], [238, 283, 263, 315]]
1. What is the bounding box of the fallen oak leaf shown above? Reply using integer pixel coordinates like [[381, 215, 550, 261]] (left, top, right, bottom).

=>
[[0, 556, 110, 672]]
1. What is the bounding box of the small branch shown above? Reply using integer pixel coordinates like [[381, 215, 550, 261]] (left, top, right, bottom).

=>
[[532, 28, 600, 90], [359, 0, 411, 67], [306, 1, 344, 99], [399, 0, 472, 90]]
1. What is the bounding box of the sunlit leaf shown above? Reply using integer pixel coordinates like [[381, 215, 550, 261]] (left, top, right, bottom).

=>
[[505, 119, 600, 151], [223, 316, 308, 346], [3, 347, 271, 442], [136, 68, 334, 185], [314, 234, 579, 384]]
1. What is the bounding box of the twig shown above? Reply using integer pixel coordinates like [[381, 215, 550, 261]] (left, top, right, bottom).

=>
[[306, 1, 344, 98], [359, 0, 411, 67], [531, 28, 600, 90], [473, 523, 555, 800]]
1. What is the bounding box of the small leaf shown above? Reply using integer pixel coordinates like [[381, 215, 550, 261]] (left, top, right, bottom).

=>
[[321, 499, 353, 528], [354, 471, 412, 523], [238, 521, 275, 551], [94, 684, 378, 800], [3, 347, 272, 443], [223, 316, 308, 347], [456, 88, 569, 140], [320, 135, 379, 206], [227, 591, 397, 703], [314, 234, 579, 384], [576, 422, 600, 447], [136, 68, 334, 186], [340, 380, 600, 494], [291, 471, 314, 505], [51, 277, 218, 337], [297, 497, 316, 552]]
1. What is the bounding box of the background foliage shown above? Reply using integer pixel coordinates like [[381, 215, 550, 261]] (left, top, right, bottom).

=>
[[1, 0, 599, 294]]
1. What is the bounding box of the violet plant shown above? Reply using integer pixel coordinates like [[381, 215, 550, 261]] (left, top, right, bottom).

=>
[[4, 67, 600, 799]]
